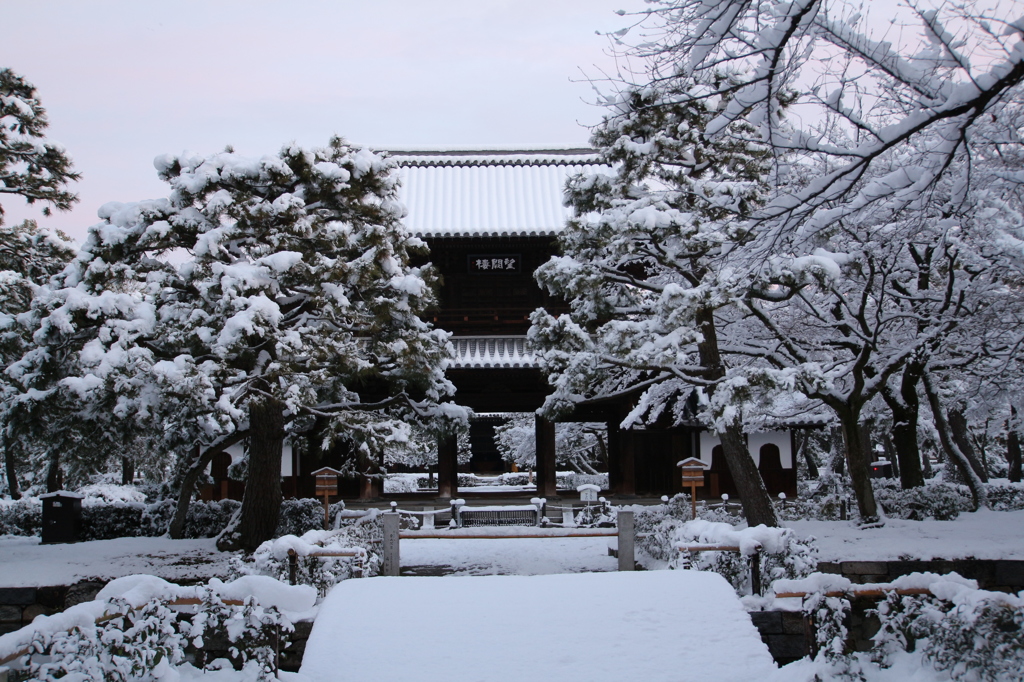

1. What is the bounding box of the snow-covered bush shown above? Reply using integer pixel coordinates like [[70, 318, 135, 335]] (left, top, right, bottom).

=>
[[26, 596, 186, 682], [79, 501, 147, 541], [274, 498, 324, 537], [774, 475, 849, 522], [240, 511, 383, 596], [633, 494, 693, 564], [12, 575, 301, 682], [383, 474, 421, 494], [872, 479, 973, 520], [181, 586, 292, 680], [75, 483, 147, 505], [639, 513, 818, 594], [986, 482, 1024, 511], [780, 572, 1024, 681], [0, 497, 41, 536]]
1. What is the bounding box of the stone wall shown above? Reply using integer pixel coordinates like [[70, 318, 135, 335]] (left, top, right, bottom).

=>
[[0, 582, 106, 635], [748, 610, 809, 665], [817, 559, 1024, 592]]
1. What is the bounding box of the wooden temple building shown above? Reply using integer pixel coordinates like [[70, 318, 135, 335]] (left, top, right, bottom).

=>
[[204, 148, 799, 502]]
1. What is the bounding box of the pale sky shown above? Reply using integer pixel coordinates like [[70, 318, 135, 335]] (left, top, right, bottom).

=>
[[2, 1, 640, 243]]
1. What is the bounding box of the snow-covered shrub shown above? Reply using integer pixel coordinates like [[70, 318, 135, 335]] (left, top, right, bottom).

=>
[[240, 511, 383, 596], [913, 590, 1024, 680], [633, 494, 693, 564], [775, 475, 849, 521], [181, 585, 292, 680], [75, 483, 147, 505], [79, 502, 146, 541], [26, 596, 186, 681], [383, 474, 421, 493], [0, 497, 42, 536], [573, 499, 615, 527], [498, 472, 530, 486], [17, 579, 297, 682], [778, 572, 1024, 681], [872, 479, 972, 520], [275, 498, 324, 537], [986, 482, 1024, 511], [639, 514, 818, 594]]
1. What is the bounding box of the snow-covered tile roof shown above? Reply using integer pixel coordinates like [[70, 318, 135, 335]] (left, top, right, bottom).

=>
[[385, 148, 605, 238], [449, 336, 536, 369]]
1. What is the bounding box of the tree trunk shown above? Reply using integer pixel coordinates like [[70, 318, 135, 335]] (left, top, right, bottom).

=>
[[882, 367, 925, 489], [46, 451, 61, 492], [1007, 416, 1022, 483], [949, 408, 988, 483], [169, 434, 247, 539], [3, 444, 21, 500], [837, 408, 879, 523], [922, 373, 988, 509], [238, 397, 285, 552], [121, 457, 135, 486], [694, 307, 778, 527], [881, 433, 901, 481], [828, 425, 845, 476], [719, 422, 779, 527]]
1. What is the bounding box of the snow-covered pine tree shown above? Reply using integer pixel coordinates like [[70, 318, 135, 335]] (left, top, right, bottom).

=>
[[529, 74, 782, 527], [16, 138, 462, 549], [0, 220, 76, 498], [0, 68, 79, 223]]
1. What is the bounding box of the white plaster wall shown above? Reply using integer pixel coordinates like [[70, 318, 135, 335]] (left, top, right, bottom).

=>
[[281, 443, 294, 477], [748, 432, 792, 469], [698, 431, 792, 468]]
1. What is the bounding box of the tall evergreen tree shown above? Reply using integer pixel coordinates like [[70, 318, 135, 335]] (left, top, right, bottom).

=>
[[530, 78, 782, 527], [0, 68, 79, 224], [16, 138, 462, 549]]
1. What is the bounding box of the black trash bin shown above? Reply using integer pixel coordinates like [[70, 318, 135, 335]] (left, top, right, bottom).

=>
[[40, 491, 83, 544]]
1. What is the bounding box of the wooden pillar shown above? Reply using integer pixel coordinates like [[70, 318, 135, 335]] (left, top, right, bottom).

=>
[[607, 419, 622, 493], [535, 414, 557, 498], [437, 433, 458, 499], [619, 429, 636, 497], [358, 475, 382, 500]]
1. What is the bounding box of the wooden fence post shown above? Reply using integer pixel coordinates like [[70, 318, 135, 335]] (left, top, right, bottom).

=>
[[750, 549, 762, 596], [0, 665, 8, 682], [617, 510, 635, 571], [382, 512, 400, 577]]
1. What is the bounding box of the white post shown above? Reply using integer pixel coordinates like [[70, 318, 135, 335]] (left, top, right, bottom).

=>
[[422, 506, 434, 530], [382, 512, 400, 577], [617, 510, 635, 571]]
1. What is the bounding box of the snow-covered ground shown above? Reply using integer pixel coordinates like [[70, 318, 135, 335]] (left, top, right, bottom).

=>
[[0, 536, 235, 587], [400, 534, 618, 575], [786, 509, 1024, 561], [301, 571, 776, 682], [3, 509, 1023, 587]]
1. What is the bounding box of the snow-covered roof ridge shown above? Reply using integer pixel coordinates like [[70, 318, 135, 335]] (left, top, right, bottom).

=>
[[450, 335, 536, 369], [393, 148, 608, 237], [384, 147, 599, 168]]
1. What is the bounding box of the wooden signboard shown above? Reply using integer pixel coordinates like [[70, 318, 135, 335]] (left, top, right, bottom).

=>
[[677, 458, 709, 518], [311, 467, 343, 529]]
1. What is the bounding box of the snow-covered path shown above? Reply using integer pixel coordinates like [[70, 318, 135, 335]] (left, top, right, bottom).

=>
[[0, 536, 234, 587], [300, 571, 777, 682]]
